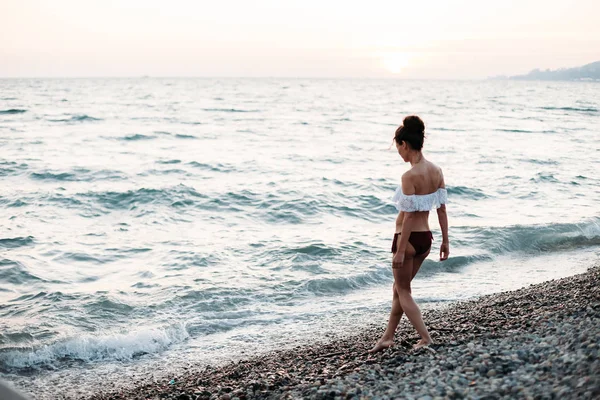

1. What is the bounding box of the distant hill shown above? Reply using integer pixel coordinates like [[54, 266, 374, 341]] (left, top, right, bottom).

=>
[[509, 61, 600, 81]]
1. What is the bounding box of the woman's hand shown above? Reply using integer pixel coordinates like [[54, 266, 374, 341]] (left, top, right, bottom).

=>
[[392, 252, 405, 269], [440, 242, 450, 261]]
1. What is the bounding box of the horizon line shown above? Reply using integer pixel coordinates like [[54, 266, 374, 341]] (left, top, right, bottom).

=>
[[0, 75, 494, 80]]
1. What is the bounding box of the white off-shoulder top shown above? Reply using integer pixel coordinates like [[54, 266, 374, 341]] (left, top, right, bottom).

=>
[[392, 187, 447, 212]]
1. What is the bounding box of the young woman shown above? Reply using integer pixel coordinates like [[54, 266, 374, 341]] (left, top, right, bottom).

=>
[[370, 115, 450, 353]]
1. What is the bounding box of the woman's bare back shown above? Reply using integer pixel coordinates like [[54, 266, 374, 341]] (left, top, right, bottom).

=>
[[402, 160, 444, 196], [395, 160, 445, 232]]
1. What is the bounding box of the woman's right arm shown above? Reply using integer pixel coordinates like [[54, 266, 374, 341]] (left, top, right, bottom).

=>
[[437, 204, 449, 260], [437, 169, 449, 261]]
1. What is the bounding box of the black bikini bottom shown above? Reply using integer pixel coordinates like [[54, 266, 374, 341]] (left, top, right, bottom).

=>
[[391, 231, 433, 256]]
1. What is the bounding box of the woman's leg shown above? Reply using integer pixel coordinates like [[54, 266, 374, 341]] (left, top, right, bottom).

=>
[[370, 243, 428, 353], [411, 249, 429, 280], [409, 250, 432, 348], [369, 283, 403, 352], [394, 249, 433, 347]]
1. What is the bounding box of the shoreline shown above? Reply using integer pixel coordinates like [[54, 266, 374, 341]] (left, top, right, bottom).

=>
[[88, 264, 600, 400]]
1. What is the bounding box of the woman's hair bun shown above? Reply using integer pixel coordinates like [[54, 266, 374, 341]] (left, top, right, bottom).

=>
[[402, 115, 425, 134], [394, 115, 425, 151]]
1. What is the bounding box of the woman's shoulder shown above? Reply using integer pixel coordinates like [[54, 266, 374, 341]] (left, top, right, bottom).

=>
[[425, 159, 443, 173], [401, 171, 416, 195], [425, 160, 444, 187], [406, 160, 444, 179]]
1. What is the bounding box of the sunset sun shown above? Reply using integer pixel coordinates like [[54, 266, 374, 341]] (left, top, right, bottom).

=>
[[382, 52, 412, 74]]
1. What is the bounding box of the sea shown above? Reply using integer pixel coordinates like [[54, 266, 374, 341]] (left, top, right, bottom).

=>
[[1, 78, 599, 398]]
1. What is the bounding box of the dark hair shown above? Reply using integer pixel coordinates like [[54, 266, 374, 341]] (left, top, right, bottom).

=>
[[394, 115, 425, 151]]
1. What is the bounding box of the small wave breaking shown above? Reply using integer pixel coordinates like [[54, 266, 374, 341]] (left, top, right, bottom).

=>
[[0, 324, 189, 371], [463, 217, 600, 255]]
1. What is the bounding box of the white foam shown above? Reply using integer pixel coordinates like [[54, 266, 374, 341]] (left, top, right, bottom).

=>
[[1, 323, 189, 370]]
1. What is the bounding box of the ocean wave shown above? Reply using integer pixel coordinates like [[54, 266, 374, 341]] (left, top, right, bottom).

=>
[[446, 186, 488, 199], [530, 172, 559, 183], [321, 177, 362, 189], [0, 236, 34, 249], [183, 318, 265, 336], [0, 161, 28, 177], [188, 161, 236, 173], [119, 134, 156, 141], [138, 168, 189, 177], [0, 109, 27, 115], [163, 250, 218, 270], [202, 108, 260, 113], [174, 288, 254, 312], [54, 252, 113, 264], [464, 217, 600, 254], [433, 127, 468, 132], [518, 158, 559, 165], [37, 185, 208, 214], [297, 267, 390, 295], [0, 259, 43, 285], [2, 199, 27, 207], [47, 114, 102, 122], [152, 131, 199, 138], [8, 291, 83, 305], [494, 128, 538, 133], [417, 255, 492, 277], [203, 190, 397, 223], [30, 172, 77, 181], [283, 243, 339, 257], [295, 255, 487, 295], [0, 324, 189, 371], [82, 185, 208, 211], [540, 106, 598, 113], [69, 114, 101, 122], [44, 194, 85, 209], [0, 332, 35, 347], [83, 295, 135, 316], [254, 252, 489, 296], [29, 168, 126, 182], [274, 191, 397, 220]]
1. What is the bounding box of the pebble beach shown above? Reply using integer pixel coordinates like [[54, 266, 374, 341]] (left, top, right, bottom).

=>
[[87, 264, 600, 400]]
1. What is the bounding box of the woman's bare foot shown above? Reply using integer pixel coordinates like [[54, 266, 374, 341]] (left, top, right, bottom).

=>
[[413, 339, 433, 349], [368, 338, 394, 353]]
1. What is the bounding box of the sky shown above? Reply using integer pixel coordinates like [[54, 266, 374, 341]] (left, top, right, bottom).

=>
[[1, 0, 599, 79]]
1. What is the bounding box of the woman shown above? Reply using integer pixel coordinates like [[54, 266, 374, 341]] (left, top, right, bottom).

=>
[[370, 115, 449, 353]]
